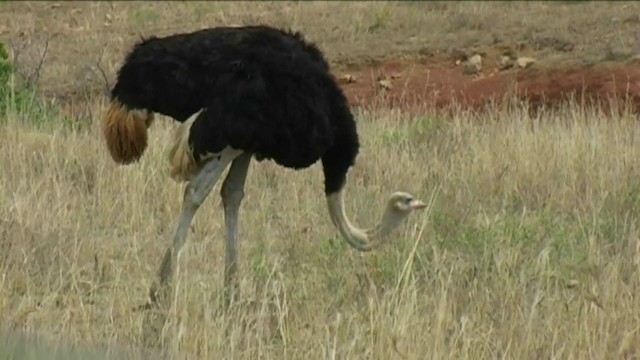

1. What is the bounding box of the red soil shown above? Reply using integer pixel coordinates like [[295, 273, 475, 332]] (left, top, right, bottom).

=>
[[337, 58, 640, 114], [58, 58, 640, 120]]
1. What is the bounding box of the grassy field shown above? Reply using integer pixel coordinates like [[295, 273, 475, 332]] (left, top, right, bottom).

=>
[[3, 97, 640, 358], [2, 1, 640, 359]]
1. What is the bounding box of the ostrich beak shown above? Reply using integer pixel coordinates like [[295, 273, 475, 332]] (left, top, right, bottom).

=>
[[409, 199, 427, 210]]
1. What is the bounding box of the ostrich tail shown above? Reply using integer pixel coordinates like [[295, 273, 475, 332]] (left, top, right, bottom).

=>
[[102, 99, 155, 165]]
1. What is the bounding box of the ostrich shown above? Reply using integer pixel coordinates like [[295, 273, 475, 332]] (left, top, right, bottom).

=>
[[102, 25, 427, 306]]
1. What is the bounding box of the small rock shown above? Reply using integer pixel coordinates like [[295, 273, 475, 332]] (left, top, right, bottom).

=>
[[516, 57, 536, 69], [378, 79, 393, 90], [499, 55, 513, 70], [566, 279, 580, 289], [463, 54, 482, 75], [339, 74, 357, 84]]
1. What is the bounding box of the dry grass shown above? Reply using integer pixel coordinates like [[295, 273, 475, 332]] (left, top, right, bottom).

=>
[[1, 1, 639, 101], [2, 96, 640, 358], [2, 2, 640, 358]]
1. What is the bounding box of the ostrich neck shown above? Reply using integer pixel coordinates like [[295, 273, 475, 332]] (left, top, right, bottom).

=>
[[326, 190, 404, 252]]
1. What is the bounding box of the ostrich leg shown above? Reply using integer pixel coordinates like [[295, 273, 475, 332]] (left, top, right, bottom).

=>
[[150, 148, 242, 307], [220, 153, 252, 307]]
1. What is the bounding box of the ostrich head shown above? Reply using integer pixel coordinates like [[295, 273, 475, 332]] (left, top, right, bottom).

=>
[[326, 190, 427, 252], [388, 192, 428, 213]]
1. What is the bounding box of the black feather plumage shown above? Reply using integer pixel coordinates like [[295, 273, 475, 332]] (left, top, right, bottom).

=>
[[110, 25, 359, 194]]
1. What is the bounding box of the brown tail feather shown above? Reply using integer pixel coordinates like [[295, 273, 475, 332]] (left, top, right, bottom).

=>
[[102, 99, 155, 164]]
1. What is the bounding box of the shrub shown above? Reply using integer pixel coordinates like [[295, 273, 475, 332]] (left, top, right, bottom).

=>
[[0, 41, 11, 98]]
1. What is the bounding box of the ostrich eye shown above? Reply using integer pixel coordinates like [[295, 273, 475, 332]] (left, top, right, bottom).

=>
[[404, 197, 413, 204]]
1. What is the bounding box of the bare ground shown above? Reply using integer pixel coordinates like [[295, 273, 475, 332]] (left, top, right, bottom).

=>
[[1, 1, 640, 115], [339, 58, 640, 114]]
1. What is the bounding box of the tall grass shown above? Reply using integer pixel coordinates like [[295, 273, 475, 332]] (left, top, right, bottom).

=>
[[1, 95, 640, 359]]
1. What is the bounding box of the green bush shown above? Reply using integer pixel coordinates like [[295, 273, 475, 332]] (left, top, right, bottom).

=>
[[0, 40, 58, 129], [0, 41, 11, 98]]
